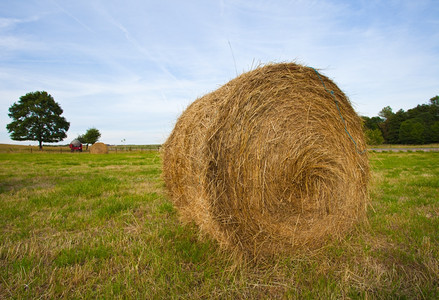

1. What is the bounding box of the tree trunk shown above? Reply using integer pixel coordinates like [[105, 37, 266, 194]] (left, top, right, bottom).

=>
[[39, 140, 43, 150]]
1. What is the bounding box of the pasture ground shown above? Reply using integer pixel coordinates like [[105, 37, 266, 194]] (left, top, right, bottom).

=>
[[0, 151, 438, 298]]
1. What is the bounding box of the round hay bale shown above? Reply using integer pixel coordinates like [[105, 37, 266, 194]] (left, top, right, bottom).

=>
[[162, 62, 369, 259], [90, 142, 108, 154]]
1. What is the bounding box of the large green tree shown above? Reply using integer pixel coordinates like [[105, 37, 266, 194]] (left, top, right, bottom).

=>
[[362, 116, 384, 131], [384, 109, 407, 144], [365, 128, 385, 145], [378, 106, 394, 120], [399, 119, 425, 144], [78, 127, 101, 150], [430, 121, 439, 143], [7, 91, 70, 150]]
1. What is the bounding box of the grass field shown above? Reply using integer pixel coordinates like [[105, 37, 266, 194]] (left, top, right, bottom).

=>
[[0, 151, 438, 298]]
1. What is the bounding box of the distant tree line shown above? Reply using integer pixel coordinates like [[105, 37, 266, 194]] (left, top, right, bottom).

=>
[[362, 96, 439, 145]]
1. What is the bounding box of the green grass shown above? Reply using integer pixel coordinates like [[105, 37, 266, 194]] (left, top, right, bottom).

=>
[[0, 151, 438, 298]]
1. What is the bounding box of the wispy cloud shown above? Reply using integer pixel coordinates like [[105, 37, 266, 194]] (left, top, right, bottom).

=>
[[0, 15, 41, 29], [51, 1, 95, 33]]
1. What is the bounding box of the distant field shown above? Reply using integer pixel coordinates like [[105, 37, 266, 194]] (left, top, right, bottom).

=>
[[1, 143, 437, 154], [0, 144, 161, 153], [369, 144, 439, 151], [0, 144, 70, 153], [0, 151, 438, 298]]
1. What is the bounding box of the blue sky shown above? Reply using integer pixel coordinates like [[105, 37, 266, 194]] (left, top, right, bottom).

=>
[[1, 0, 438, 145]]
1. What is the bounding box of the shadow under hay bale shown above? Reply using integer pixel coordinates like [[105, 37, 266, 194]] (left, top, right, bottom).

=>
[[162, 62, 369, 260], [90, 142, 108, 154]]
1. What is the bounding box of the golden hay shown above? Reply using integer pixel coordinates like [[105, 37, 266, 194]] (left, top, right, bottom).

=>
[[162, 62, 369, 259], [90, 142, 108, 154]]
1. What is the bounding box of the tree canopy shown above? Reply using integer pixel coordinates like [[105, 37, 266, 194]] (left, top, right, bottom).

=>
[[78, 127, 101, 149], [378, 106, 394, 120], [7, 91, 70, 149]]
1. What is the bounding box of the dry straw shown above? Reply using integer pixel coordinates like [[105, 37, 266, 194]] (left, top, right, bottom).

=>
[[162, 62, 369, 260], [90, 142, 108, 154]]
